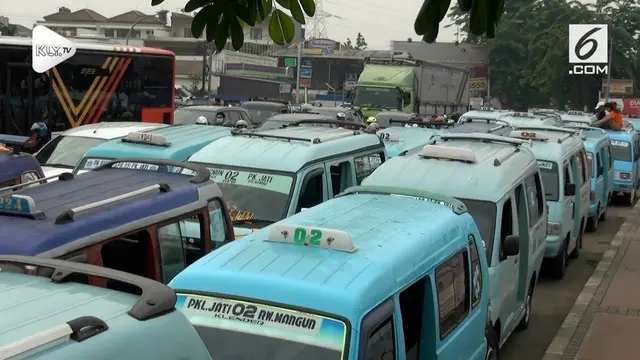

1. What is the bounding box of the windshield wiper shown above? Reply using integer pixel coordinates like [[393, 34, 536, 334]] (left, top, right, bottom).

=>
[[232, 219, 274, 226], [43, 163, 73, 168]]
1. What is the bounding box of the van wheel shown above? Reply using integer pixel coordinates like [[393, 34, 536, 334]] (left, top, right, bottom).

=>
[[599, 204, 607, 221], [550, 237, 568, 279], [516, 282, 534, 331], [485, 327, 499, 360], [570, 225, 583, 259], [587, 207, 599, 232]]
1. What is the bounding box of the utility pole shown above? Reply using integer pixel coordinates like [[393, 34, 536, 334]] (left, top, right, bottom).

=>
[[295, 39, 303, 104], [603, 32, 614, 101]]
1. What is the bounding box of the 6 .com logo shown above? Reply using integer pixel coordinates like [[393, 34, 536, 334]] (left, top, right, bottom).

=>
[[568, 24, 608, 75]]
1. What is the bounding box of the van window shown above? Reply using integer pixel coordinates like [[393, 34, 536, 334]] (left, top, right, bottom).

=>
[[400, 278, 426, 359], [576, 151, 588, 185], [499, 199, 514, 261], [538, 160, 559, 201], [366, 317, 396, 360], [226, 111, 240, 122], [469, 234, 482, 307], [330, 161, 353, 196], [607, 146, 613, 167], [525, 174, 544, 225], [355, 153, 383, 184], [208, 200, 228, 249], [436, 250, 469, 338], [458, 199, 495, 265], [157, 222, 186, 283], [596, 151, 604, 176], [587, 152, 594, 178], [101, 230, 154, 291], [297, 169, 324, 212]]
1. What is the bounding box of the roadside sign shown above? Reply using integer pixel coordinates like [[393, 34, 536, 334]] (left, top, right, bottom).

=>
[[284, 58, 296, 67]]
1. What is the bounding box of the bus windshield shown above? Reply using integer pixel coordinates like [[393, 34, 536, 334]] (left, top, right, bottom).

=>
[[177, 294, 348, 360], [185, 165, 294, 225]]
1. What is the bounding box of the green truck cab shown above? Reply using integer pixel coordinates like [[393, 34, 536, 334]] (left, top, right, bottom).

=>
[[353, 55, 417, 118]]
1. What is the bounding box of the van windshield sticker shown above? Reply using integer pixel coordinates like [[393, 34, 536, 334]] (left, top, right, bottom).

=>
[[390, 193, 456, 209], [207, 168, 293, 194], [180, 295, 323, 336], [112, 162, 160, 171], [83, 158, 110, 169], [611, 140, 629, 147], [537, 161, 554, 170]]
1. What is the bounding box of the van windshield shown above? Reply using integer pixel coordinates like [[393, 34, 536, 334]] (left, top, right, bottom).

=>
[[177, 294, 348, 360], [185, 164, 294, 225], [537, 160, 560, 201], [611, 140, 632, 161], [459, 198, 496, 264]]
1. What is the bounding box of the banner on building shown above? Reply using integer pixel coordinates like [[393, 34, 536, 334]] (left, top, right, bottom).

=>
[[469, 77, 488, 91]]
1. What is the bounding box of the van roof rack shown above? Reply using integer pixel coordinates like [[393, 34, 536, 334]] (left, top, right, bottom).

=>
[[458, 118, 511, 127], [231, 128, 359, 144], [93, 158, 211, 183], [440, 133, 531, 147], [418, 144, 477, 163], [0, 255, 176, 320], [55, 183, 170, 224], [0, 172, 73, 193], [563, 124, 606, 134], [339, 185, 467, 214], [0, 134, 31, 154], [287, 119, 368, 130], [389, 119, 454, 129]]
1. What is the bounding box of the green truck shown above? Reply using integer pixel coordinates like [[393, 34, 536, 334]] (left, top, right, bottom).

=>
[[352, 51, 471, 118]]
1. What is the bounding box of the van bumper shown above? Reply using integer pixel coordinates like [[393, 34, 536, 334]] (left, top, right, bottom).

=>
[[544, 235, 563, 258], [613, 180, 634, 194]]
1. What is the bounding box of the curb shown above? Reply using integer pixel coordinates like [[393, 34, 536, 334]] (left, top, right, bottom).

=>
[[542, 202, 640, 360]]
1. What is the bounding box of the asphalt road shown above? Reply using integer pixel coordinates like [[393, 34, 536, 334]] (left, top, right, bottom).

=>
[[500, 201, 631, 360]]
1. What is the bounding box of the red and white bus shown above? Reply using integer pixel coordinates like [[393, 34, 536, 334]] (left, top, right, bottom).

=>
[[0, 37, 175, 136]]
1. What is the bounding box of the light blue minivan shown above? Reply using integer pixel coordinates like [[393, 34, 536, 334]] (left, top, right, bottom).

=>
[[73, 125, 231, 174], [362, 133, 546, 355], [563, 124, 614, 231], [509, 126, 590, 278], [169, 186, 493, 360], [607, 127, 640, 205]]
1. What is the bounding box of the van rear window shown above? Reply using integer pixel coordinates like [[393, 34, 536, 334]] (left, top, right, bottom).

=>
[[611, 141, 632, 162], [537, 160, 560, 201], [458, 198, 496, 264], [176, 294, 348, 360]]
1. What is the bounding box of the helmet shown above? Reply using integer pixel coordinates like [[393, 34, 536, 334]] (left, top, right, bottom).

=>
[[30, 122, 48, 137], [196, 116, 208, 125], [369, 122, 380, 130], [412, 123, 419, 128], [595, 101, 605, 110], [366, 116, 377, 123], [235, 120, 249, 129]]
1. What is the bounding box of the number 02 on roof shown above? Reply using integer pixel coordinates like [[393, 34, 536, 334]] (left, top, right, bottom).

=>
[[266, 224, 357, 252]]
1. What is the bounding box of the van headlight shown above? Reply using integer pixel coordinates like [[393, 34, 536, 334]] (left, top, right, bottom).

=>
[[547, 222, 561, 235], [615, 172, 631, 180]]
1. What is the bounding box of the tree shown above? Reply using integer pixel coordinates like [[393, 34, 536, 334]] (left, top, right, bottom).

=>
[[447, 0, 640, 110], [342, 38, 352, 49], [152, 0, 503, 51], [355, 32, 367, 50], [0, 24, 16, 36]]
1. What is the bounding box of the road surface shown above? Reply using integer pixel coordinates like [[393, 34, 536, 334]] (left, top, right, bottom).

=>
[[500, 203, 630, 360]]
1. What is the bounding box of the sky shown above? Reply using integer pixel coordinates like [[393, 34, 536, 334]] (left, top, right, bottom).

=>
[[0, 0, 460, 49]]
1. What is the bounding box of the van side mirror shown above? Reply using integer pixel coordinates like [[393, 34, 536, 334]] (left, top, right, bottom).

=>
[[503, 235, 520, 257], [565, 183, 576, 196]]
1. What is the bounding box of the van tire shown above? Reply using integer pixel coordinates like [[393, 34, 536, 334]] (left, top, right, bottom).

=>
[[570, 223, 583, 259], [485, 327, 499, 360], [599, 204, 607, 221], [516, 280, 534, 331], [587, 206, 599, 232], [550, 237, 568, 279]]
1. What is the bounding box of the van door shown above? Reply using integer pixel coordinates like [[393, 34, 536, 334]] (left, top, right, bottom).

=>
[[576, 151, 590, 227], [634, 136, 640, 188], [594, 150, 605, 210], [563, 162, 577, 250], [292, 165, 328, 214], [325, 159, 355, 197], [495, 193, 519, 342], [606, 145, 614, 200]]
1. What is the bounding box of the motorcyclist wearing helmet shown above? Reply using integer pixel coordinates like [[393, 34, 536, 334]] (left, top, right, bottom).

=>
[[24, 122, 49, 153], [235, 120, 249, 129], [366, 116, 377, 124]]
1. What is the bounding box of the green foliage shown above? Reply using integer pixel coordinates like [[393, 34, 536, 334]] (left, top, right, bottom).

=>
[[153, 0, 314, 50], [0, 24, 16, 36], [447, 0, 640, 109], [355, 33, 367, 50]]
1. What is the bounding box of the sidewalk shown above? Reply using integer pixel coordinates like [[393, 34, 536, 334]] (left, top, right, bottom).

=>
[[543, 202, 640, 360]]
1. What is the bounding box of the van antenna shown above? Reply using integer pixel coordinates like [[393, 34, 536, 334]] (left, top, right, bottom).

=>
[[93, 121, 104, 134]]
